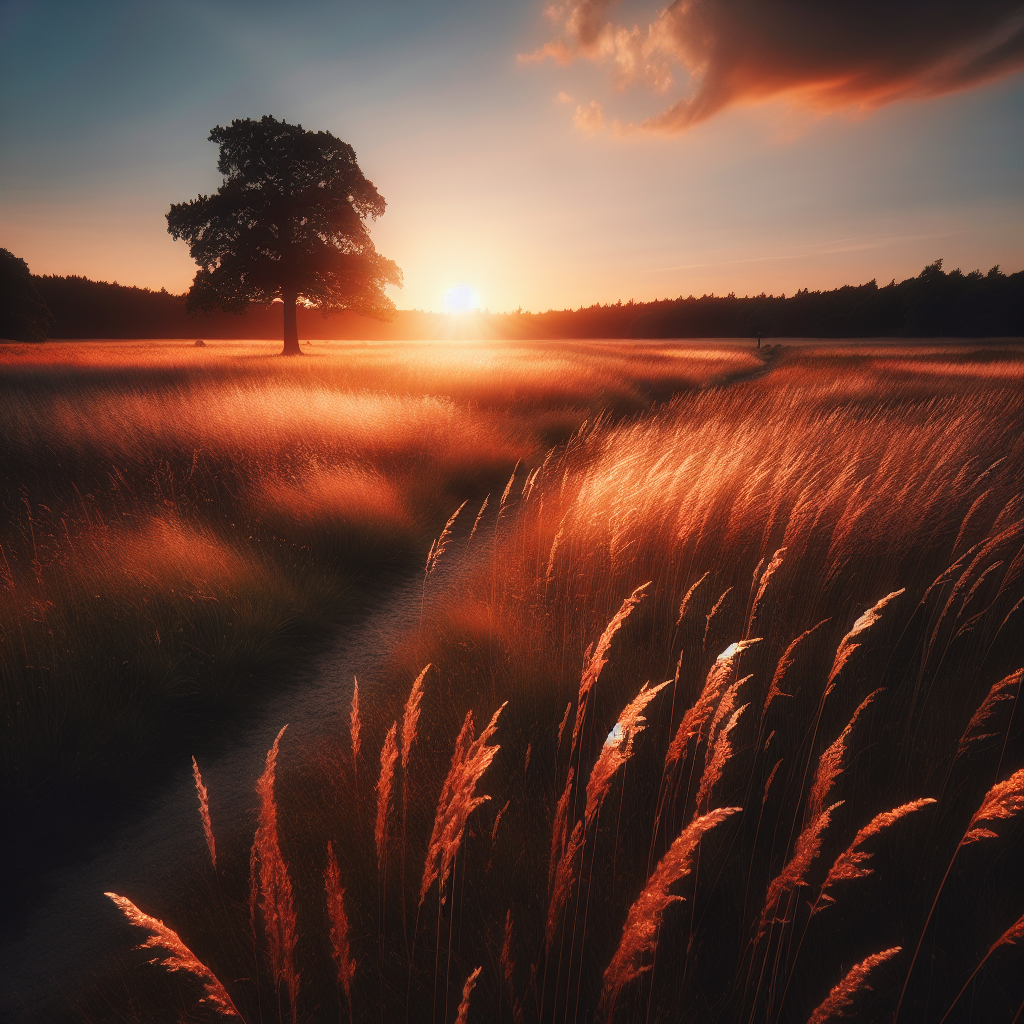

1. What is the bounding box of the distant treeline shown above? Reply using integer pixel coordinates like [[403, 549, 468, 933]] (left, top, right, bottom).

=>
[[513, 261, 1023, 339], [31, 260, 1023, 340]]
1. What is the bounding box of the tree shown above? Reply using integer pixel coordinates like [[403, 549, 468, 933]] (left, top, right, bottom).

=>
[[0, 248, 54, 343], [167, 116, 402, 355]]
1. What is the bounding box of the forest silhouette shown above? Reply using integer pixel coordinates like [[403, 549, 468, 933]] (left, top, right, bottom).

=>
[[29, 260, 1023, 341]]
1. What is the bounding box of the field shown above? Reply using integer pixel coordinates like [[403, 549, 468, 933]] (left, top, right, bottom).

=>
[[1, 338, 1022, 1023]]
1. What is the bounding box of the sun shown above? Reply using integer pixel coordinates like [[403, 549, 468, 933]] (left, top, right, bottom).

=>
[[442, 284, 480, 314]]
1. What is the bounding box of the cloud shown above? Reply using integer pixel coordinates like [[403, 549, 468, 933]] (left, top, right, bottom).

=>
[[574, 99, 605, 131], [519, 38, 574, 64], [555, 90, 575, 104], [528, 0, 1024, 133]]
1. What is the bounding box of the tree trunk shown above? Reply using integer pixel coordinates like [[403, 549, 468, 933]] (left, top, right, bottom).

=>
[[281, 287, 301, 355]]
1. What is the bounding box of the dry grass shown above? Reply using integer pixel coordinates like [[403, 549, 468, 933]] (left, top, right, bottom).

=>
[[1, 339, 751, 809], [16, 343, 1024, 1021]]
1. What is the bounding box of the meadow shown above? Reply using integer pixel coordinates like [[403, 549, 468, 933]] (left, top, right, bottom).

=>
[[2, 339, 1022, 1023], [0, 339, 755, 852]]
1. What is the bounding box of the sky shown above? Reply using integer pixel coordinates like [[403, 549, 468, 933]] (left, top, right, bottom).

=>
[[1, 0, 1022, 314]]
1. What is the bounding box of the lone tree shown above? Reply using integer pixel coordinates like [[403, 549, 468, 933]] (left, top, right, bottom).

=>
[[167, 116, 402, 355]]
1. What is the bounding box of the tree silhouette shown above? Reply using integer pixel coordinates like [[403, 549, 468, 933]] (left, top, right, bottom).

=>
[[167, 116, 402, 355], [0, 248, 54, 343]]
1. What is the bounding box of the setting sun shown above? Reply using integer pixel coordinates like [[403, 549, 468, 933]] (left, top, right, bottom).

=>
[[442, 283, 480, 314]]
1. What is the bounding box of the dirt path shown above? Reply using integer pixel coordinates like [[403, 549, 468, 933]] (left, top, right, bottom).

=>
[[0, 568, 427, 1019]]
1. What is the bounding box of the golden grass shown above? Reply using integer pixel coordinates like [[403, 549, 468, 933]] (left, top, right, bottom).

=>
[[600, 806, 741, 1019], [814, 798, 937, 912], [324, 840, 357, 1016], [252, 725, 300, 1018], [806, 946, 902, 1024], [192, 756, 217, 870], [105, 892, 242, 1018], [12, 343, 1024, 1021], [2, 339, 750, 802]]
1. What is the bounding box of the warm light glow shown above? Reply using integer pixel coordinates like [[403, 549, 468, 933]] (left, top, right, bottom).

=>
[[442, 284, 480, 315]]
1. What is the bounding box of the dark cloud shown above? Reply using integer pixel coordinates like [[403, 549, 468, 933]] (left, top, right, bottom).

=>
[[526, 0, 1024, 132]]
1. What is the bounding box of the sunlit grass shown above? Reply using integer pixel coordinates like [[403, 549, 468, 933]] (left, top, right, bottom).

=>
[[0, 338, 754, 804], [81, 345, 1023, 1022]]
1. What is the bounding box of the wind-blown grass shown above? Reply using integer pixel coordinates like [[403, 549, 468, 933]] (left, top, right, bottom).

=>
[[24, 343, 1024, 1021], [1, 339, 751, 811]]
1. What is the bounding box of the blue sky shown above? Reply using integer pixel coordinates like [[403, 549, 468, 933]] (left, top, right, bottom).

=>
[[2, 0, 1022, 312]]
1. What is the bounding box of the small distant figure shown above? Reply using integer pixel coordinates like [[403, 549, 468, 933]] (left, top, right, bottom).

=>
[[756, 333, 761, 350], [194, 338, 206, 347]]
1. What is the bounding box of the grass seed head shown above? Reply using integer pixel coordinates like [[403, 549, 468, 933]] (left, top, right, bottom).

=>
[[808, 689, 881, 821], [806, 946, 901, 1024], [324, 841, 357, 1013], [826, 590, 904, 693], [584, 679, 670, 829], [760, 801, 843, 936], [401, 664, 430, 773], [254, 725, 300, 1015], [600, 807, 741, 1018], [815, 798, 936, 911], [455, 966, 482, 1024], [961, 766, 1024, 845], [571, 582, 650, 755], [191, 756, 216, 870], [958, 669, 1022, 752], [105, 893, 242, 1018], [375, 721, 399, 868]]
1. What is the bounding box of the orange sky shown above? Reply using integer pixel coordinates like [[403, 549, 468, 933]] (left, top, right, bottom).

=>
[[1, 1, 1022, 313]]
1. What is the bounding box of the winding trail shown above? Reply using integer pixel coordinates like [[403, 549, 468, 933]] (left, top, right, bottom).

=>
[[1, 569, 426, 1019]]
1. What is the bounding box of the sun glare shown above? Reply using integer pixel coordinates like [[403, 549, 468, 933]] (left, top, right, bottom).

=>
[[442, 283, 480, 314]]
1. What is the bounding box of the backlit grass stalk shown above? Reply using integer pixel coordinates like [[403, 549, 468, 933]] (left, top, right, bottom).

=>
[[253, 724, 300, 1021], [106, 892, 243, 1019], [824, 590, 904, 696], [567, 679, 672, 1017], [813, 798, 937, 912], [695, 697, 749, 813], [400, 665, 430, 941], [375, 721, 399, 872], [600, 807, 741, 1021], [454, 966, 482, 1024], [760, 620, 829, 726], [584, 680, 670, 830], [956, 668, 1022, 754], [350, 677, 361, 775], [895, 766, 1024, 1022], [192, 755, 217, 871], [570, 582, 651, 758], [325, 841, 357, 1020], [938, 910, 1024, 1024], [774, 798, 936, 1019], [419, 702, 506, 907], [806, 689, 881, 822], [806, 946, 901, 1024], [746, 546, 786, 638]]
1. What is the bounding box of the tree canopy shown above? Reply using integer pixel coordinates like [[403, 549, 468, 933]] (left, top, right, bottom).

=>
[[167, 116, 402, 354], [0, 248, 54, 343]]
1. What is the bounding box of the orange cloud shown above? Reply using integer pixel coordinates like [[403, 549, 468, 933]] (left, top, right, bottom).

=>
[[574, 99, 606, 131], [518, 38, 574, 64], [530, 0, 1024, 132]]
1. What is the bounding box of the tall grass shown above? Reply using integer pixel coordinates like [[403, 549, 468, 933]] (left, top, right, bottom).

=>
[[47, 346, 1024, 1020], [1, 339, 750, 810]]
